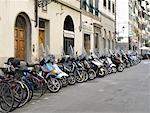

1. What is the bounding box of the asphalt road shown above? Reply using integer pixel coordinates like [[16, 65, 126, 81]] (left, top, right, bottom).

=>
[[13, 60, 150, 113]]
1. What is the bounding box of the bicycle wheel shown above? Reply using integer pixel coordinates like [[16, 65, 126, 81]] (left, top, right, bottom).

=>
[[18, 82, 30, 107], [31, 74, 47, 98], [0, 81, 14, 113], [9, 80, 24, 110]]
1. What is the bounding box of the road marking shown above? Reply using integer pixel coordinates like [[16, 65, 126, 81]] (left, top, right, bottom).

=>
[[44, 97, 49, 100], [111, 82, 118, 85], [36, 100, 41, 103], [98, 89, 104, 92], [31, 102, 36, 105]]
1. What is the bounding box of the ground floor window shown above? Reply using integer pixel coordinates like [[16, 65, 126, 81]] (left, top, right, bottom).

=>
[[103, 38, 106, 49], [112, 40, 114, 50], [84, 34, 91, 54], [64, 37, 74, 55], [94, 33, 99, 49], [108, 39, 111, 49]]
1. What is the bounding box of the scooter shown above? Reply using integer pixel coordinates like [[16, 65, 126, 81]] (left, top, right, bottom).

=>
[[110, 53, 124, 72], [79, 55, 96, 80], [89, 53, 106, 77]]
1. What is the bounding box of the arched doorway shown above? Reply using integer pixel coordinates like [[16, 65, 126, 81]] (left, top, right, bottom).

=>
[[63, 15, 74, 55], [14, 13, 31, 61]]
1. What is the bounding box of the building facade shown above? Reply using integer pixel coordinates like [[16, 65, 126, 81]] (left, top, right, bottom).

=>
[[0, 0, 83, 65], [81, 0, 116, 54], [116, 0, 150, 52], [0, 0, 116, 66]]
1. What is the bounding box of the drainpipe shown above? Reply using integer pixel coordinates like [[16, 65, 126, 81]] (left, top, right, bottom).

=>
[[35, 0, 38, 27], [115, 0, 117, 49], [79, 0, 82, 32]]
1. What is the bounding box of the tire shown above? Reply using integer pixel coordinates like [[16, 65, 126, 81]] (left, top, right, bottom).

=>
[[98, 68, 105, 77], [61, 76, 68, 87], [31, 75, 47, 98], [0, 82, 14, 113], [67, 75, 76, 85], [18, 82, 30, 107], [46, 77, 61, 93], [108, 67, 112, 74], [103, 67, 109, 75], [88, 69, 96, 80], [9, 80, 24, 110], [126, 63, 130, 68], [111, 66, 117, 73], [117, 64, 124, 72], [123, 63, 126, 69], [83, 71, 89, 82], [75, 70, 85, 83]]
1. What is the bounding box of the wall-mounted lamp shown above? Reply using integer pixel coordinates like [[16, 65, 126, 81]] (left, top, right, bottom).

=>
[[122, 26, 125, 32]]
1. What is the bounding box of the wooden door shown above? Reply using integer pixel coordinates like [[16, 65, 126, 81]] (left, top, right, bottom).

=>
[[15, 28, 25, 60], [38, 30, 45, 57], [38, 30, 45, 48]]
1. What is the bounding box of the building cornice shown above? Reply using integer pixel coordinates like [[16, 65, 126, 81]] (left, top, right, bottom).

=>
[[54, 0, 81, 12], [100, 11, 115, 22], [82, 10, 101, 22]]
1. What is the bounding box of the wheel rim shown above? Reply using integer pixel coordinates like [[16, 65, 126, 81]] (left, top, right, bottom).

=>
[[75, 70, 85, 83], [118, 66, 123, 71], [68, 76, 76, 84], [47, 78, 60, 92], [99, 69, 105, 77], [112, 67, 117, 73], [61, 77, 68, 86], [88, 70, 95, 80]]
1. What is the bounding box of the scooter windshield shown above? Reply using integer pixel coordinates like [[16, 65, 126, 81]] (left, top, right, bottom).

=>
[[46, 63, 55, 71]]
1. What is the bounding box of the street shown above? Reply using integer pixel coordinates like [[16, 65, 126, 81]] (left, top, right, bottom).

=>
[[13, 60, 150, 113]]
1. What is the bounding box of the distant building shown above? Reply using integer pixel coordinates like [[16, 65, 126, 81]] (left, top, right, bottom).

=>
[[116, 0, 150, 52]]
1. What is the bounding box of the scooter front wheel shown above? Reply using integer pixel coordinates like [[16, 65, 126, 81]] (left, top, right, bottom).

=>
[[98, 68, 105, 77], [61, 76, 68, 87], [88, 69, 96, 80], [75, 70, 85, 83], [117, 64, 124, 72], [68, 75, 76, 85], [112, 66, 117, 73], [47, 77, 61, 93]]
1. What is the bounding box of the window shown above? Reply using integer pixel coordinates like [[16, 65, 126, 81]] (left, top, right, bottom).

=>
[[84, 34, 91, 54], [108, 39, 110, 49], [64, 37, 74, 55], [82, 0, 87, 10], [108, 0, 111, 10], [103, 0, 107, 7], [103, 29, 107, 49], [89, 0, 93, 13], [94, 33, 99, 48], [108, 31, 111, 49], [112, 40, 114, 50], [95, 0, 99, 16], [112, 3, 115, 13], [103, 38, 106, 49]]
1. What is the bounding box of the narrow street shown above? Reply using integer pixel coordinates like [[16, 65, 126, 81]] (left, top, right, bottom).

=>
[[13, 60, 150, 113]]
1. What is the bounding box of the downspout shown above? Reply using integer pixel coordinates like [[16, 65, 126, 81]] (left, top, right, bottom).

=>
[[35, 0, 38, 27], [115, 0, 117, 49], [80, 0, 82, 32]]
